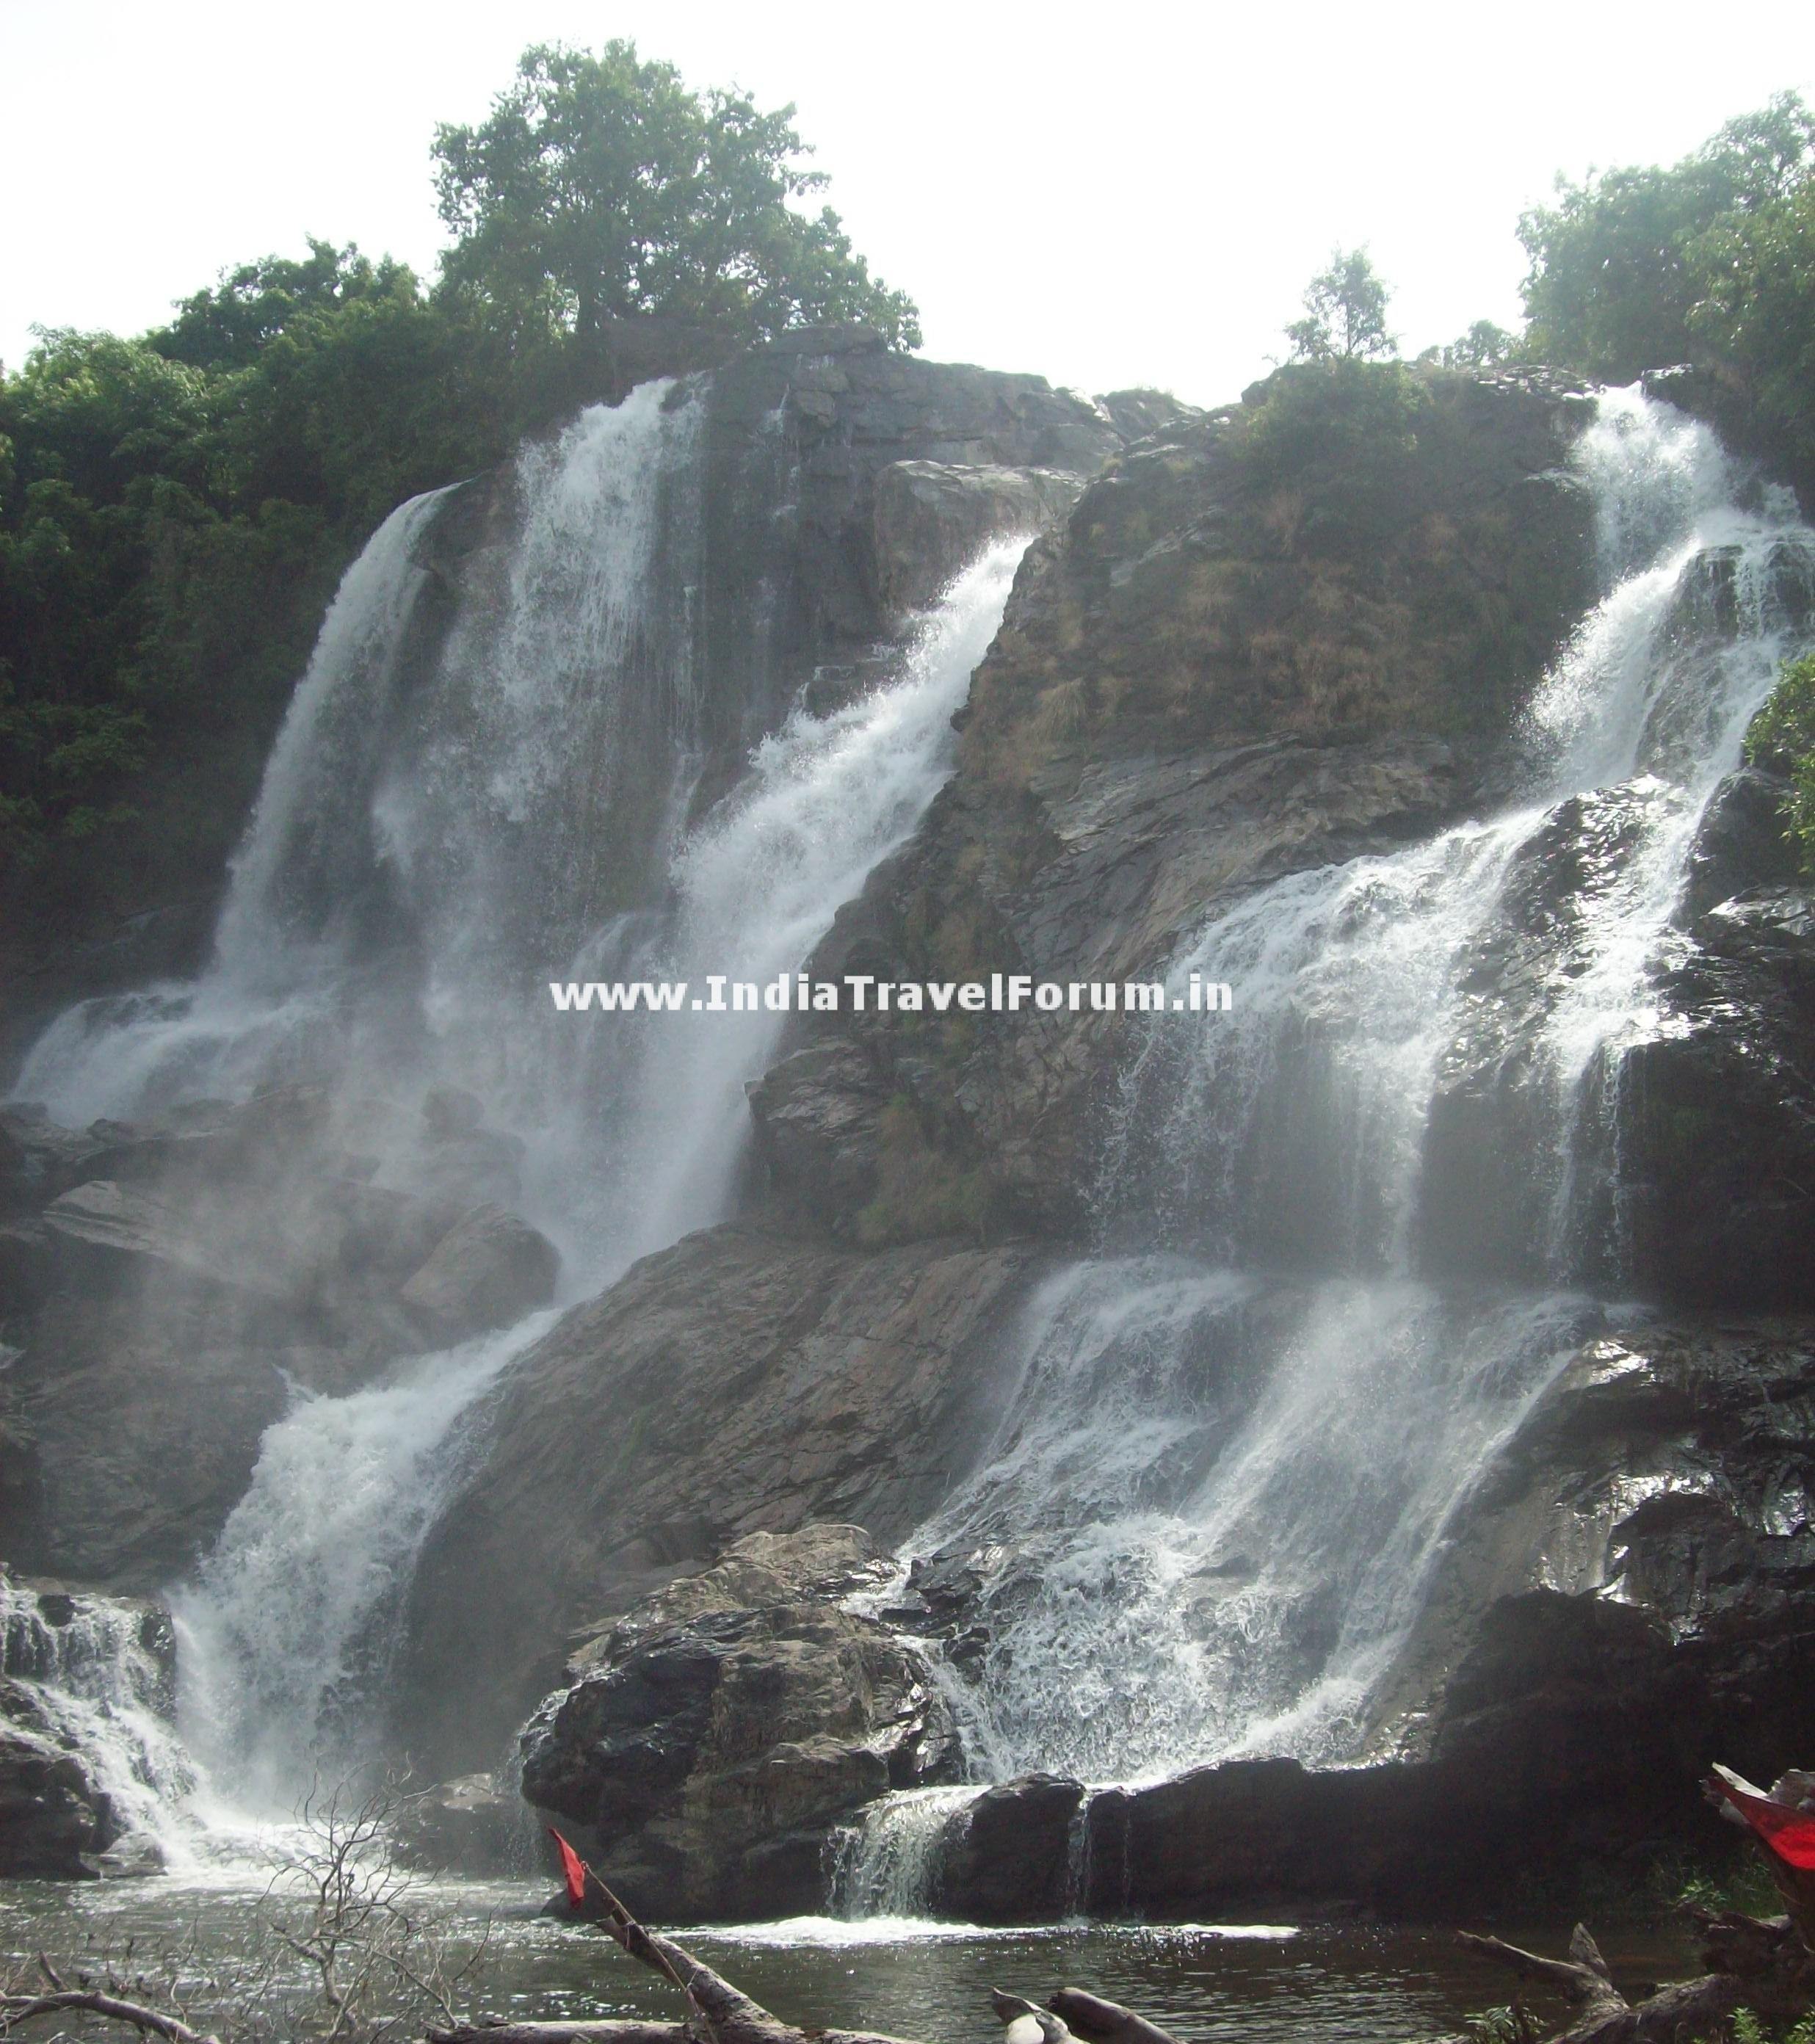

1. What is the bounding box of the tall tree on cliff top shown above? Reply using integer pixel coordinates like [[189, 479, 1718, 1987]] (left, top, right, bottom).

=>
[[1286, 247, 1396, 362], [431, 41, 920, 353], [1519, 90, 1815, 383]]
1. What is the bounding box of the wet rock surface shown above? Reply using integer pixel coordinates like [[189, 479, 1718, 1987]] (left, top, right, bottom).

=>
[[399, 1227, 1038, 1775], [872, 460, 1082, 618], [1421, 758, 1815, 1307], [0, 1575, 178, 1878], [0, 1087, 558, 1589], [392, 1773, 528, 1877], [756, 368, 1597, 1239], [518, 1526, 959, 1921], [0, 1680, 115, 1878]]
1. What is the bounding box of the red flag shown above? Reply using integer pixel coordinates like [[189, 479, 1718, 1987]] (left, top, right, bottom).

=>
[[1709, 1771, 1815, 1871], [548, 1825, 590, 1907]]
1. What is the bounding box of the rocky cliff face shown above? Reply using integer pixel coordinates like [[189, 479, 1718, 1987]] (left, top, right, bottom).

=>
[[0, 1087, 558, 1591], [750, 366, 1598, 1240]]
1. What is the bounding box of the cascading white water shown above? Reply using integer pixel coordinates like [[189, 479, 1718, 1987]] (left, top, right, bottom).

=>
[[838, 389, 1815, 1907], [581, 537, 1030, 1266], [166, 1316, 555, 1816], [157, 540, 1029, 1824], [6, 366, 1035, 1846], [0, 1576, 197, 1868]]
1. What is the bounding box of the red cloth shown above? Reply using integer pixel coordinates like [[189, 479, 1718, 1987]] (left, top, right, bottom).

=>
[[549, 1825, 590, 1907], [1709, 1773, 1815, 1871]]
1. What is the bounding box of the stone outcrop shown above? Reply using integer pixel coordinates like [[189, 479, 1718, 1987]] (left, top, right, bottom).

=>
[[519, 1526, 958, 1920], [745, 1042, 890, 1234], [0, 1574, 178, 1878], [747, 365, 1597, 1240], [0, 1087, 558, 1589], [871, 460, 1082, 618], [398, 1228, 1039, 1775], [1421, 756, 1815, 1308], [396, 1202, 559, 1345], [0, 1681, 115, 1878], [391, 1773, 526, 1876]]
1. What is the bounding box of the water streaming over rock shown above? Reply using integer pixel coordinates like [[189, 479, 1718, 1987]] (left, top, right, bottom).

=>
[[7, 372, 1036, 1843], [836, 388, 1815, 1906], [0, 1576, 196, 1869]]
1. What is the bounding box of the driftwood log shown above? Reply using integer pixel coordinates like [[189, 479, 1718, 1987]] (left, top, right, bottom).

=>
[[1459, 1909, 1814, 2044], [424, 1865, 1184, 2044], [1453, 1767, 1815, 2044]]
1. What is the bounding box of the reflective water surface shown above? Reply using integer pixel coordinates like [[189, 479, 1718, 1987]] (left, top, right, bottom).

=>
[[0, 1875, 1697, 2044]]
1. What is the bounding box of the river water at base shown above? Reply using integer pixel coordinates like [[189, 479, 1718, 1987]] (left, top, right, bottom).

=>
[[0, 1875, 1696, 2044]]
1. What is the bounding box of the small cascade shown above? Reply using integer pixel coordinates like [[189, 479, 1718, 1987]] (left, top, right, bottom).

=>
[[832, 1786, 978, 1920], [167, 1317, 552, 1816], [0, 1574, 195, 1867], [898, 1268, 1600, 1786]]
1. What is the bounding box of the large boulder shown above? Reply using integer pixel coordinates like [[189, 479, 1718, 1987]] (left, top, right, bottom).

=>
[[398, 1226, 1037, 1776], [397, 1202, 559, 1346], [0, 1682, 115, 1877], [392, 1773, 526, 1876], [745, 1041, 888, 1230], [930, 1772, 1084, 1923], [519, 1526, 960, 1921]]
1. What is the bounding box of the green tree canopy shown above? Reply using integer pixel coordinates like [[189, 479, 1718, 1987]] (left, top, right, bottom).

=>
[[1419, 319, 1516, 371], [431, 41, 920, 351], [1519, 91, 1815, 381], [1286, 248, 1396, 363]]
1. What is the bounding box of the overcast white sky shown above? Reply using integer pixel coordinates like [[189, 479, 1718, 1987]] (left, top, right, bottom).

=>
[[4, 1, 1814, 405]]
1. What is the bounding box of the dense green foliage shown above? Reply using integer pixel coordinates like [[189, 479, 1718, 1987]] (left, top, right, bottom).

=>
[[1519, 94, 1814, 384], [1747, 653, 1815, 866], [433, 42, 918, 350], [1286, 248, 1396, 363], [0, 43, 916, 920], [1419, 320, 1516, 370]]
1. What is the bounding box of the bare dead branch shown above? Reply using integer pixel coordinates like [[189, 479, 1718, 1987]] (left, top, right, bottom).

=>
[[0, 1985, 222, 2043]]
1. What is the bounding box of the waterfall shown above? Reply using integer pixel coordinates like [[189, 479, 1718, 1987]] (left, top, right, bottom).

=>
[[156, 541, 1026, 1824], [166, 1317, 555, 1817], [7, 369, 1035, 1838], [576, 537, 1029, 1267], [838, 388, 1815, 1900]]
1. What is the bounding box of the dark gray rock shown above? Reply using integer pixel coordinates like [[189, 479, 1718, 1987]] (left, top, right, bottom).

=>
[[519, 1526, 960, 1921], [871, 461, 1080, 618], [397, 1203, 559, 1345], [393, 1773, 526, 1875], [746, 1041, 888, 1228], [932, 1772, 1084, 1923], [0, 1680, 113, 1878], [398, 1227, 1037, 1775]]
